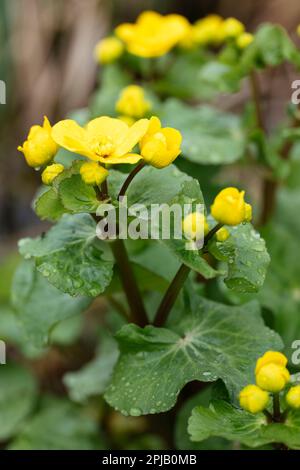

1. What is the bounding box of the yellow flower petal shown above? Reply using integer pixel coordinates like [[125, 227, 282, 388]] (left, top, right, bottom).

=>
[[51, 120, 94, 159], [98, 153, 142, 165], [86, 116, 128, 146], [114, 118, 149, 157]]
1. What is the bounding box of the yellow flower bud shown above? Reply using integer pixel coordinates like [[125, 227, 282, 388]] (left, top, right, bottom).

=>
[[80, 162, 108, 186], [297, 24, 300, 37], [236, 32, 254, 49], [118, 115, 136, 126], [216, 227, 230, 242], [182, 213, 209, 241], [244, 203, 252, 222], [256, 364, 290, 393], [211, 187, 249, 226], [18, 117, 58, 168], [255, 351, 288, 375], [286, 385, 300, 409], [239, 384, 269, 414], [116, 85, 152, 119], [223, 17, 245, 39], [140, 116, 182, 169], [41, 164, 64, 185], [94, 37, 124, 64], [193, 15, 225, 46]]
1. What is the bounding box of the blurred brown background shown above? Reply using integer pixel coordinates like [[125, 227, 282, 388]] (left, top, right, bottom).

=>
[[1, 0, 300, 245]]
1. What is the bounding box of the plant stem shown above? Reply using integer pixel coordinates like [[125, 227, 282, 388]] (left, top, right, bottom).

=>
[[273, 393, 281, 422], [249, 71, 266, 132], [153, 264, 191, 327], [110, 238, 148, 327], [118, 161, 146, 200], [204, 223, 223, 245], [101, 179, 109, 200], [153, 224, 221, 327]]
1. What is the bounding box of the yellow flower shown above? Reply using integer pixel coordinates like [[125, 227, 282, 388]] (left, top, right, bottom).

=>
[[236, 32, 254, 49], [211, 187, 249, 226], [140, 116, 182, 168], [182, 213, 209, 241], [216, 227, 230, 242], [94, 37, 124, 64], [244, 203, 252, 222], [80, 162, 108, 186], [297, 24, 300, 37], [52, 116, 149, 165], [193, 14, 225, 46], [223, 17, 245, 39], [41, 163, 64, 185], [239, 384, 269, 414], [18, 116, 58, 168], [286, 385, 300, 409], [255, 351, 288, 375], [118, 115, 136, 126], [115, 11, 190, 58], [256, 364, 290, 393], [116, 85, 152, 119]]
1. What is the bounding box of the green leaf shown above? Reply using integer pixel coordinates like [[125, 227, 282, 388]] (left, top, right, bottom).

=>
[[240, 24, 300, 73], [154, 51, 239, 100], [175, 388, 230, 450], [18, 214, 114, 298], [58, 174, 100, 214], [0, 364, 37, 441], [64, 335, 119, 403], [105, 298, 282, 416], [209, 223, 270, 293], [159, 99, 246, 165], [11, 260, 91, 347], [189, 399, 300, 450], [9, 397, 104, 450], [35, 187, 67, 222]]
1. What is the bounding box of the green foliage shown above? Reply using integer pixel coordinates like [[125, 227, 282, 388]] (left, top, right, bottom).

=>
[[18, 214, 114, 298], [11, 260, 91, 346], [105, 298, 282, 416], [159, 99, 246, 165], [189, 399, 300, 449], [0, 365, 37, 441]]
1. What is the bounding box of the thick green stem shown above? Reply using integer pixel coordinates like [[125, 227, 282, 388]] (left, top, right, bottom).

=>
[[153, 264, 191, 327], [111, 239, 148, 327], [273, 393, 281, 422], [118, 162, 146, 200], [249, 71, 277, 226], [153, 224, 221, 327]]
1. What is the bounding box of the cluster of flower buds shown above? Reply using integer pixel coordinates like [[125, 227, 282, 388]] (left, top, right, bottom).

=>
[[239, 351, 300, 414]]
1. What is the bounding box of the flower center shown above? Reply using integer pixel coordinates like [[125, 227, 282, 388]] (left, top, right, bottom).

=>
[[90, 135, 115, 157]]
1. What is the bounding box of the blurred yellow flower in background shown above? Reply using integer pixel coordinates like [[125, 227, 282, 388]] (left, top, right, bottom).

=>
[[236, 32, 254, 49], [222, 17, 245, 39], [286, 386, 300, 409], [52, 116, 149, 165], [116, 85, 152, 119], [94, 37, 124, 64], [140, 116, 182, 168], [193, 14, 225, 46], [18, 117, 58, 168], [115, 11, 190, 58]]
